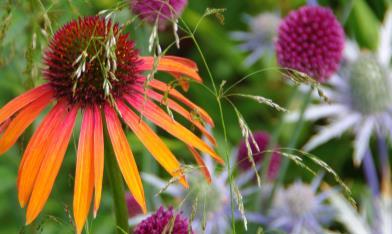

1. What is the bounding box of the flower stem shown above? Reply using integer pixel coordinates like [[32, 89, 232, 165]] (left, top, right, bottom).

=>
[[266, 88, 312, 209], [105, 138, 129, 233], [377, 134, 391, 195], [363, 149, 380, 196]]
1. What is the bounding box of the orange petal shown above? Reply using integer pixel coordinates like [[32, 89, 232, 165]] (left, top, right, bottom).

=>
[[0, 84, 52, 125], [17, 101, 67, 207], [125, 94, 224, 165], [117, 101, 188, 188], [133, 86, 216, 146], [0, 92, 53, 155], [104, 105, 146, 213], [148, 79, 214, 126], [140, 56, 202, 83], [92, 105, 104, 217], [187, 146, 212, 183], [74, 107, 95, 234], [26, 105, 78, 224]]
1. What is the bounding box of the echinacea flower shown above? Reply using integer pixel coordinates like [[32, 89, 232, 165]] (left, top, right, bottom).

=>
[[287, 10, 392, 165], [276, 5, 344, 82], [143, 150, 259, 234], [133, 206, 192, 234], [230, 13, 281, 67], [263, 176, 335, 234], [131, 0, 187, 27], [0, 16, 222, 233], [237, 131, 281, 180]]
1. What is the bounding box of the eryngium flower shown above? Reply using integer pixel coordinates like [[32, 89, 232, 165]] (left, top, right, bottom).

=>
[[237, 131, 281, 180], [131, 0, 187, 27], [231, 13, 281, 66], [143, 152, 260, 234], [134, 207, 192, 234], [276, 6, 344, 82], [266, 177, 335, 233], [330, 190, 392, 234], [287, 10, 392, 165], [0, 16, 222, 233]]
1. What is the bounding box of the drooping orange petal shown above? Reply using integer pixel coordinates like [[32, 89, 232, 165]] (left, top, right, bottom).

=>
[[140, 56, 202, 82], [0, 92, 53, 155], [26, 106, 78, 224], [133, 86, 216, 146], [104, 105, 146, 213], [92, 105, 104, 217], [17, 101, 67, 207], [125, 94, 224, 165], [148, 79, 214, 126], [73, 107, 95, 234], [187, 146, 212, 183], [0, 84, 52, 125], [117, 100, 188, 188]]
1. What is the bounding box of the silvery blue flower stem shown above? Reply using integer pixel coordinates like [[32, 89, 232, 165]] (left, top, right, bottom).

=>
[[377, 134, 391, 193], [363, 149, 380, 196]]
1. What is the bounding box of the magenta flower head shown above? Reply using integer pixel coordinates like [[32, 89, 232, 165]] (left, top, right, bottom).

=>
[[134, 206, 193, 234], [237, 131, 281, 180], [276, 6, 344, 82], [131, 0, 187, 28]]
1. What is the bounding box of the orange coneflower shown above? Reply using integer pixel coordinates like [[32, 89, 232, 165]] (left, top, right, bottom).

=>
[[0, 16, 222, 233]]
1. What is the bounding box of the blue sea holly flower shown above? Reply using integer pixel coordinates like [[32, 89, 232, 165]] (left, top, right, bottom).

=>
[[287, 10, 392, 165], [231, 13, 281, 67], [142, 153, 261, 234], [264, 176, 335, 234], [329, 190, 392, 234]]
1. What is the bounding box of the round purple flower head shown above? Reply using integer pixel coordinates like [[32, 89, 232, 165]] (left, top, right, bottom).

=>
[[237, 131, 281, 180], [276, 6, 344, 82], [131, 0, 187, 27], [134, 206, 192, 234]]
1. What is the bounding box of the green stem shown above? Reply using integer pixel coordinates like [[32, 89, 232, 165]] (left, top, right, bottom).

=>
[[266, 88, 312, 209], [105, 138, 129, 234]]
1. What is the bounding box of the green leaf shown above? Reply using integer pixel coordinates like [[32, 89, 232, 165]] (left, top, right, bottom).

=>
[[347, 0, 380, 50]]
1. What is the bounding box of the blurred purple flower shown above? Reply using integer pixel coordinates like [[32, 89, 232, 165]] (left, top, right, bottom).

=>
[[276, 6, 344, 82], [133, 206, 192, 234], [143, 152, 261, 234], [237, 131, 281, 180], [130, 0, 187, 28], [264, 176, 335, 234], [231, 13, 281, 66], [330, 189, 392, 234]]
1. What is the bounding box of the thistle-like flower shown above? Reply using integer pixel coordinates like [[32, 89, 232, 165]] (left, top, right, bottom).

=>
[[231, 13, 281, 66], [287, 10, 392, 165], [133, 206, 192, 234], [0, 16, 222, 233], [276, 5, 344, 82], [143, 152, 259, 234], [329, 189, 392, 234], [237, 131, 281, 180], [130, 0, 187, 27], [264, 177, 335, 234]]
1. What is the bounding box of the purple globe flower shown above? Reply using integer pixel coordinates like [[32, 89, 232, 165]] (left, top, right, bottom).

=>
[[276, 6, 344, 82], [131, 0, 187, 27], [237, 131, 281, 180], [134, 207, 192, 234]]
